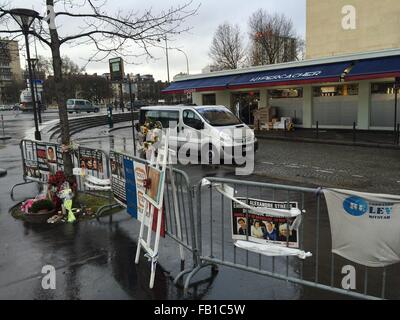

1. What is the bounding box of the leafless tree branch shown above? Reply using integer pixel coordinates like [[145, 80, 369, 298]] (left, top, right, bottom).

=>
[[209, 22, 246, 70]]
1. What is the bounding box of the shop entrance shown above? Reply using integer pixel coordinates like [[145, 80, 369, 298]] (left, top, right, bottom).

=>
[[231, 91, 260, 125]]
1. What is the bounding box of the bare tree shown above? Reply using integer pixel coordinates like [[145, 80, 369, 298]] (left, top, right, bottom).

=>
[[209, 22, 246, 70], [248, 9, 303, 66], [0, 0, 198, 181]]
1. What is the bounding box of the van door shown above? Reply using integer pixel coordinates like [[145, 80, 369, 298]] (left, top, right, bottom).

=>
[[159, 110, 179, 149], [84, 101, 92, 112], [181, 109, 204, 152]]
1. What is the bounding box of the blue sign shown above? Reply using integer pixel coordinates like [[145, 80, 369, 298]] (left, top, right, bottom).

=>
[[343, 196, 368, 217], [124, 158, 137, 218]]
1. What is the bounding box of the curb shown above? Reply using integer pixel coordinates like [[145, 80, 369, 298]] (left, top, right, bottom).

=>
[[0, 168, 7, 177], [256, 135, 400, 150]]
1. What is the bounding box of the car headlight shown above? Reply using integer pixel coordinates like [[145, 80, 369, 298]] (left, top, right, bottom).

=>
[[220, 131, 233, 142]]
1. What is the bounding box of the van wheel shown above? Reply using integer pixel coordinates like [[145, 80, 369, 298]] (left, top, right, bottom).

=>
[[201, 143, 219, 164]]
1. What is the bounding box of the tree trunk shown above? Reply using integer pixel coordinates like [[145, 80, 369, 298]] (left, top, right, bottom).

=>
[[47, 0, 73, 180]]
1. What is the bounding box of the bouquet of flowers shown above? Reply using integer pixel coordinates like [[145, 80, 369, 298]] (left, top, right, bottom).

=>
[[138, 120, 163, 159], [48, 171, 77, 210]]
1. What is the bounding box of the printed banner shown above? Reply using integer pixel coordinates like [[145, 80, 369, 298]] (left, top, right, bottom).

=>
[[231, 198, 300, 248], [110, 151, 126, 206], [79, 147, 104, 173], [324, 188, 400, 267], [124, 157, 137, 218], [23, 141, 63, 182], [134, 161, 147, 223], [24, 160, 42, 181], [145, 166, 165, 208]]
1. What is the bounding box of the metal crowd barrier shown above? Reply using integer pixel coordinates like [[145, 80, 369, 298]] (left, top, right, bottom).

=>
[[12, 140, 398, 299], [109, 151, 199, 282], [179, 177, 396, 300], [11, 139, 62, 198], [11, 139, 117, 217]]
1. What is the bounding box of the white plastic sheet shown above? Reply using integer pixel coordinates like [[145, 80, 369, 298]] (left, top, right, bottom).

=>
[[211, 181, 302, 218], [235, 240, 312, 260]]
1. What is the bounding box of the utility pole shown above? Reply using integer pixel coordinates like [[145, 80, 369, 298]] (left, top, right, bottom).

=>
[[127, 74, 137, 156]]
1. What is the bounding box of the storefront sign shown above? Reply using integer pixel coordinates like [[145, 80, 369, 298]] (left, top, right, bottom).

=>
[[249, 71, 322, 83]]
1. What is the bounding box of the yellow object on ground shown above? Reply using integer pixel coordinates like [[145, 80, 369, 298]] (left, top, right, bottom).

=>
[[64, 199, 76, 223]]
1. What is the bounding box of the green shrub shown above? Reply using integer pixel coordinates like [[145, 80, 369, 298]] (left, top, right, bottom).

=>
[[30, 199, 55, 213]]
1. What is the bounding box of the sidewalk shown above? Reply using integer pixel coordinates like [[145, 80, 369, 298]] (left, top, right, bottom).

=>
[[256, 128, 400, 149]]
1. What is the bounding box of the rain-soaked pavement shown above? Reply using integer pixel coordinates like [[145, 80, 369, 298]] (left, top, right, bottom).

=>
[[1, 111, 400, 300]]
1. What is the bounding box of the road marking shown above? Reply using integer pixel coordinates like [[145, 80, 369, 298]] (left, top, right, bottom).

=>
[[352, 175, 365, 178], [285, 165, 301, 168], [262, 162, 275, 165], [316, 170, 334, 174]]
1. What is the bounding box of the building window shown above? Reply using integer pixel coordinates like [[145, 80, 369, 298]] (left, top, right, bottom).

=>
[[313, 84, 358, 97], [268, 88, 303, 98], [371, 82, 398, 94], [202, 93, 216, 105]]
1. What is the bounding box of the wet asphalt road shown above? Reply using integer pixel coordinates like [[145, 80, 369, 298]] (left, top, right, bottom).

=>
[[1, 112, 400, 299]]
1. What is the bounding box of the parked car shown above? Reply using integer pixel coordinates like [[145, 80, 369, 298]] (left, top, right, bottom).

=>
[[67, 99, 100, 113], [139, 105, 258, 162], [0, 104, 15, 111]]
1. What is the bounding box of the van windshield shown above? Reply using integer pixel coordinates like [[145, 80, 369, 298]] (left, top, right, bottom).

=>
[[197, 107, 242, 126], [67, 99, 74, 105]]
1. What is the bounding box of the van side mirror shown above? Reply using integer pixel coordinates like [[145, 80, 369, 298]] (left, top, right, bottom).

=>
[[195, 121, 204, 130]]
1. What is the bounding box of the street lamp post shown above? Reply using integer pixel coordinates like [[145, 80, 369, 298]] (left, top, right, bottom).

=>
[[165, 36, 170, 83], [29, 58, 42, 124], [10, 8, 41, 140], [158, 36, 170, 83], [127, 74, 137, 156], [175, 48, 189, 75]]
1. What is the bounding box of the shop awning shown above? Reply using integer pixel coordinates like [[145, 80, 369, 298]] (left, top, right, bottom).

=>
[[163, 61, 351, 94], [346, 55, 400, 81], [227, 61, 351, 89], [162, 74, 238, 94]]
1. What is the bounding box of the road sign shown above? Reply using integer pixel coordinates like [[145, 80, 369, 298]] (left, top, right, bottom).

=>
[[26, 79, 43, 85], [109, 57, 124, 82]]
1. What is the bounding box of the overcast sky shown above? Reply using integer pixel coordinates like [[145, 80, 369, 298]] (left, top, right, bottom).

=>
[[11, 0, 306, 81]]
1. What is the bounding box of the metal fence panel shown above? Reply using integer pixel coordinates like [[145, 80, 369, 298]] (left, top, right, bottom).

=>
[[186, 177, 397, 300]]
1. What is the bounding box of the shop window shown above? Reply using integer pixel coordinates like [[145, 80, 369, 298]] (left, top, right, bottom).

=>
[[202, 94, 216, 105], [313, 84, 358, 97], [268, 88, 303, 98], [371, 82, 398, 95]]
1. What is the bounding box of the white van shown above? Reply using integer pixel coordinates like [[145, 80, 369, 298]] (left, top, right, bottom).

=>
[[139, 105, 258, 162]]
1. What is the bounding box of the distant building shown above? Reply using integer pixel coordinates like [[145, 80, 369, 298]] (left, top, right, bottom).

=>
[[108, 73, 168, 104], [201, 65, 220, 74], [0, 39, 22, 103]]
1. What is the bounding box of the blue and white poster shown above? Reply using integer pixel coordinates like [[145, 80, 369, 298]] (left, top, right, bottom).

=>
[[324, 188, 400, 267], [124, 157, 137, 219]]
